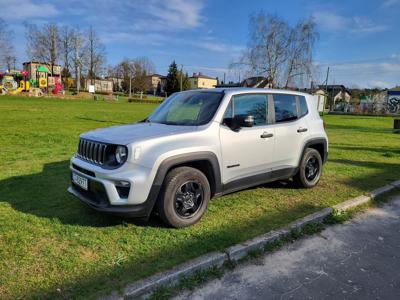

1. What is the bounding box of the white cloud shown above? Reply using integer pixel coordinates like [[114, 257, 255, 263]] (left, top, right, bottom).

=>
[[391, 53, 400, 59], [0, 0, 58, 19], [146, 0, 204, 29], [196, 41, 244, 54], [382, 0, 400, 8], [77, 0, 205, 33], [367, 80, 391, 89], [313, 11, 386, 34], [322, 62, 400, 88]]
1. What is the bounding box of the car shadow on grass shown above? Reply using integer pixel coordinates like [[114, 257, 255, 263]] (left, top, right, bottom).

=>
[[75, 116, 127, 125], [0, 160, 166, 227]]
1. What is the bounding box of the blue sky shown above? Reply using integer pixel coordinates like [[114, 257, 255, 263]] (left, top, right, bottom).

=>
[[1, 0, 400, 88]]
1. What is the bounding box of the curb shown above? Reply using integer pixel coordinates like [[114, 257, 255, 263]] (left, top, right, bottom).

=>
[[123, 251, 227, 300], [111, 181, 399, 300]]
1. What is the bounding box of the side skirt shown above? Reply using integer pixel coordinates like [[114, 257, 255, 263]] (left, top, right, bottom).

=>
[[221, 167, 298, 195]]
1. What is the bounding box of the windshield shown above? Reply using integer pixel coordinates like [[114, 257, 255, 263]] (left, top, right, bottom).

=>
[[147, 91, 224, 126]]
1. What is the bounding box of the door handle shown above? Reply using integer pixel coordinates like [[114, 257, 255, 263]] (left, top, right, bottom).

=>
[[260, 132, 274, 138], [297, 127, 308, 133]]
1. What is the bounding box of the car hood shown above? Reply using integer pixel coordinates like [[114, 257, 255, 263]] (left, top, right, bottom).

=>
[[81, 122, 198, 145]]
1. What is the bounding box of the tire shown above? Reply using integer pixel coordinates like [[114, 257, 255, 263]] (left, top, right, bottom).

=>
[[157, 166, 210, 228], [294, 148, 323, 188]]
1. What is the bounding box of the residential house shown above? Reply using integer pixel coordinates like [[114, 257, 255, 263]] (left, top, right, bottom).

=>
[[84, 79, 113, 93], [317, 85, 351, 110], [105, 76, 124, 92], [189, 73, 217, 89], [241, 76, 273, 88], [318, 85, 351, 102], [145, 74, 165, 95]]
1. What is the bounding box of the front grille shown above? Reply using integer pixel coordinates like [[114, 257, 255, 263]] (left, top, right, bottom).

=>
[[72, 163, 96, 177], [77, 139, 108, 165]]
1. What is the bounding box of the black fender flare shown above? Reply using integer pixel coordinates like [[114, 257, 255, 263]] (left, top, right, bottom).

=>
[[299, 138, 328, 165], [143, 151, 222, 216]]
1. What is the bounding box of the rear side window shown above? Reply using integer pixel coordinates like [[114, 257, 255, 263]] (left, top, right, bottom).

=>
[[225, 94, 268, 126], [273, 94, 297, 123], [299, 96, 308, 118]]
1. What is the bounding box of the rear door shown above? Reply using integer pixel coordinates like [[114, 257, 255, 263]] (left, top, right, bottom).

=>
[[269, 94, 310, 170]]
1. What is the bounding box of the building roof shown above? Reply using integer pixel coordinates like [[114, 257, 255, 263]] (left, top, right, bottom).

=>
[[190, 73, 217, 80], [23, 61, 61, 67], [147, 73, 165, 78], [316, 84, 351, 95], [215, 83, 241, 88]]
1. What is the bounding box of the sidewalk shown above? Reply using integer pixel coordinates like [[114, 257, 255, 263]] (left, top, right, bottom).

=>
[[174, 194, 400, 300]]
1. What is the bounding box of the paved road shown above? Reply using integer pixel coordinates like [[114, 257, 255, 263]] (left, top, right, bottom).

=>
[[175, 194, 400, 300]]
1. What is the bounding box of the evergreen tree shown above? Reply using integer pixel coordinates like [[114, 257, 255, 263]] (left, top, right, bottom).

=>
[[165, 61, 180, 94]]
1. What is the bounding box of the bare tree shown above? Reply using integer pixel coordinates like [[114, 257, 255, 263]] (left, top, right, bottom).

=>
[[132, 57, 155, 92], [238, 12, 318, 88], [71, 28, 85, 92], [86, 26, 106, 83], [25, 22, 60, 75], [115, 58, 134, 94], [284, 17, 318, 88], [60, 26, 75, 87], [0, 18, 16, 70], [115, 57, 155, 94]]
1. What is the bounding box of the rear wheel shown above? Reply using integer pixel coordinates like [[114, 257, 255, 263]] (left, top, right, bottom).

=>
[[157, 167, 210, 228], [294, 148, 323, 188]]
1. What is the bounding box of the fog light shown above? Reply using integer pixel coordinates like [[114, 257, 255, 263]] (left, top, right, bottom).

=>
[[115, 181, 131, 198], [115, 180, 130, 187]]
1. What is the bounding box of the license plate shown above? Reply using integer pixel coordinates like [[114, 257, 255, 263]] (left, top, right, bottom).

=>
[[72, 173, 88, 190]]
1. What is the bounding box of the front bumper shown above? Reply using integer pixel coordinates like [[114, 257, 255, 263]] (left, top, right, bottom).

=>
[[67, 157, 159, 218], [68, 185, 153, 217]]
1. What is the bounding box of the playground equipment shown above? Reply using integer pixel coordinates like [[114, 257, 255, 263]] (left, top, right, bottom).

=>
[[2, 76, 18, 90], [52, 82, 63, 95], [19, 80, 30, 91], [39, 77, 47, 88], [8, 87, 24, 95], [29, 88, 43, 97], [0, 63, 64, 97]]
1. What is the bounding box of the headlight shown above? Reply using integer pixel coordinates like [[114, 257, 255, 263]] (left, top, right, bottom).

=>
[[115, 146, 128, 164]]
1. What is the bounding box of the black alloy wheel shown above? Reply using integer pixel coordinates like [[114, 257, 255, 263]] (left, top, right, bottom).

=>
[[174, 181, 204, 218]]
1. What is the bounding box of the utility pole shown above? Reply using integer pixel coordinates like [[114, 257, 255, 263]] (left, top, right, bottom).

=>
[[323, 67, 330, 116], [129, 75, 132, 98], [180, 64, 183, 91], [223, 72, 226, 85], [74, 34, 81, 93], [77, 64, 80, 93]]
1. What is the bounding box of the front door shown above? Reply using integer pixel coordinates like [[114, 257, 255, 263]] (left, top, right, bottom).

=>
[[219, 93, 275, 184]]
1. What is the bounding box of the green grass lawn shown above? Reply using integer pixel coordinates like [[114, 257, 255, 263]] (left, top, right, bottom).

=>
[[0, 95, 399, 299]]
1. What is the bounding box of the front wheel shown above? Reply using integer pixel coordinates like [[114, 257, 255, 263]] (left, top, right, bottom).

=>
[[157, 167, 210, 228], [294, 148, 323, 188]]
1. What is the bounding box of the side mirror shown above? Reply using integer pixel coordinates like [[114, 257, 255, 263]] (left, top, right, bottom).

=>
[[229, 115, 255, 131], [240, 115, 255, 127]]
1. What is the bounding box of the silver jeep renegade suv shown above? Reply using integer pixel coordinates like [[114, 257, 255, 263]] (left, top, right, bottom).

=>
[[68, 88, 328, 228]]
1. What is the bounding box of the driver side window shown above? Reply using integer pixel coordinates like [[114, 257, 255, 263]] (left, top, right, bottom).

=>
[[224, 94, 268, 126]]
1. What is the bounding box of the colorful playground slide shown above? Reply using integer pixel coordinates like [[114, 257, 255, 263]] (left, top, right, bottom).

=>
[[8, 87, 24, 95]]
